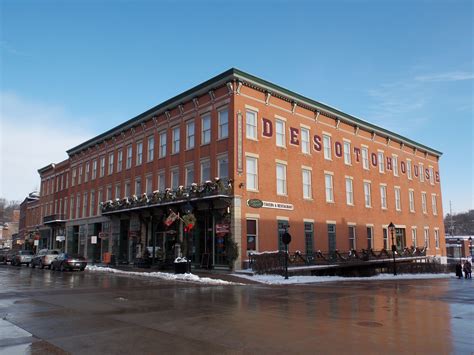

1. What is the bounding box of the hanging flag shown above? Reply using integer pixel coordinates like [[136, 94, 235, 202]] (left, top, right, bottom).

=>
[[164, 210, 179, 227]]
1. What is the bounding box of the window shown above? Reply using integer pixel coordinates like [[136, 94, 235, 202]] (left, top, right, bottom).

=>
[[349, 225, 356, 250], [328, 224, 336, 252], [136, 141, 143, 165], [115, 184, 121, 199], [343, 141, 351, 165], [65, 172, 69, 188], [361, 147, 369, 170], [126, 145, 132, 169], [185, 165, 194, 186], [246, 219, 257, 251], [108, 153, 114, 175], [302, 169, 312, 199], [323, 135, 331, 160], [246, 110, 257, 140], [172, 127, 180, 154], [395, 187, 401, 211], [72, 168, 76, 186], [424, 228, 430, 248], [411, 228, 417, 247], [431, 194, 438, 215], [200, 160, 211, 182], [345, 177, 354, 205], [82, 192, 88, 218], [367, 226, 373, 249], [157, 171, 165, 191], [380, 185, 387, 209], [407, 159, 412, 180], [275, 119, 285, 147], [90, 191, 95, 216], [135, 178, 141, 195], [392, 155, 399, 176], [147, 136, 154, 162], [97, 190, 103, 215], [378, 152, 385, 173], [364, 182, 372, 207], [429, 167, 434, 185], [85, 162, 90, 182], [419, 163, 425, 182], [217, 156, 228, 179], [146, 176, 153, 194], [276, 163, 287, 195], [171, 168, 179, 188], [246, 156, 258, 191], [75, 194, 80, 219], [325, 173, 334, 202], [124, 182, 130, 197], [78, 166, 83, 184], [106, 186, 112, 201], [434, 229, 440, 249], [201, 115, 211, 144], [301, 128, 310, 154], [186, 121, 195, 149], [422, 192, 427, 213], [117, 151, 123, 172], [305, 222, 314, 255], [218, 108, 228, 139], [100, 156, 105, 177], [278, 220, 290, 251], [383, 228, 388, 249], [159, 131, 167, 158], [409, 189, 415, 212]]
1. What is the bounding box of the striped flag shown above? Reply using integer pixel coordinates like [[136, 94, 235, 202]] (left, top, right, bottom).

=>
[[164, 211, 179, 227]]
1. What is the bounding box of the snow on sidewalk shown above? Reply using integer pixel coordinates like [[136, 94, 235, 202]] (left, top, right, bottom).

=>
[[232, 273, 454, 285], [86, 265, 243, 285]]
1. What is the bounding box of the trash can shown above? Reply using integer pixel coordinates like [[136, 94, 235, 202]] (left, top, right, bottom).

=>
[[174, 261, 188, 274]]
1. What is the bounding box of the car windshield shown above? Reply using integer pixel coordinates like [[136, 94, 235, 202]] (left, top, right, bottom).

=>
[[50, 250, 60, 255]]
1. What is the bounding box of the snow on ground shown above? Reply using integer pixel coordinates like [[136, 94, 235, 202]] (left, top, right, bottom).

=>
[[86, 265, 243, 285], [232, 273, 454, 285]]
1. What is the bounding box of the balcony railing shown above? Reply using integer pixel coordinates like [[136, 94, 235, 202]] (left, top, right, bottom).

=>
[[43, 214, 66, 224]]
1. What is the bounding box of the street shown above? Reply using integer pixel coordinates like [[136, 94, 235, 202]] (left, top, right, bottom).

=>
[[0, 265, 472, 354]]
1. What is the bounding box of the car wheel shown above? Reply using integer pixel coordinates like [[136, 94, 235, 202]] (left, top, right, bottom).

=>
[[39, 261, 44, 269], [60, 264, 65, 272], [80, 268, 85, 272]]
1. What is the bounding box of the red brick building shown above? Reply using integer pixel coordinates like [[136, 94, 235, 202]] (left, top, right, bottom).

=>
[[27, 68, 445, 269]]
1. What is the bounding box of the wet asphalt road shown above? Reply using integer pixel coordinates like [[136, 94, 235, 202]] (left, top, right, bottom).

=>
[[0, 265, 473, 355]]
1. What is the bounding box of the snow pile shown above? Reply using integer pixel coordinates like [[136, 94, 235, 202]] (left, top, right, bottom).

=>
[[232, 273, 454, 285], [86, 265, 242, 285]]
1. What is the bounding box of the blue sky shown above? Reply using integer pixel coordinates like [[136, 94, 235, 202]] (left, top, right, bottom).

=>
[[1, 0, 472, 213]]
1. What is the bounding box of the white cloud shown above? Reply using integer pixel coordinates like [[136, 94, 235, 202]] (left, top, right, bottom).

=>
[[415, 71, 474, 82], [0, 92, 94, 201]]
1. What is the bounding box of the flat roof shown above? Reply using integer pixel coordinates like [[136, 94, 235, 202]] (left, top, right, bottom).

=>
[[67, 68, 442, 157]]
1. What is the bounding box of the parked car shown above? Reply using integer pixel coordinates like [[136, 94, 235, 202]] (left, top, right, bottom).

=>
[[31, 249, 61, 269], [51, 253, 87, 271], [11, 250, 35, 267], [5, 250, 17, 264], [0, 249, 11, 264]]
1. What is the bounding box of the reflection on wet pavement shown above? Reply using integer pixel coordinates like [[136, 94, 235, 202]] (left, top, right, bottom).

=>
[[0, 265, 472, 354]]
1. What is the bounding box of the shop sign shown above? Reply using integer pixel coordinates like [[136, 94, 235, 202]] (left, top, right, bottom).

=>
[[216, 224, 230, 234], [91, 236, 97, 244], [98, 232, 108, 239], [55, 235, 65, 242], [34, 240, 39, 246], [261, 201, 294, 210], [247, 199, 263, 208]]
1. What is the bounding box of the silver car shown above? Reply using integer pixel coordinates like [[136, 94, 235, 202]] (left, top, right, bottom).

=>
[[31, 249, 61, 269], [11, 250, 34, 267]]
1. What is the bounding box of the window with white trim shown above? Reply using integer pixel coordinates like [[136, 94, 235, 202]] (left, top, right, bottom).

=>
[[135, 178, 141, 196], [185, 165, 194, 187], [419, 163, 425, 182], [431, 194, 438, 215], [92, 160, 97, 179], [108, 153, 114, 175], [82, 192, 88, 218], [246, 219, 257, 251], [380, 185, 387, 209], [434, 229, 440, 249], [395, 187, 401, 211], [218, 108, 228, 139], [323, 135, 331, 160], [146, 176, 153, 195], [147, 136, 154, 162], [186, 121, 195, 149], [301, 128, 310, 154], [378, 152, 385, 173], [157, 171, 165, 191], [100, 156, 105, 177], [361, 147, 369, 170], [246, 110, 257, 140], [392, 155, 399, 176], [407, 159, 412, 180], [302, 169, 312, 199], [85, 162, 90, 182], [383, 228, 388, 249], [217, 156, 228, 179], [349, 225, 356, 250], [172, 127, 180, 154], [429, 167, 434, 185], [364, 182, 372, 207], [276, 163, 287, 195], [367, 226, 373, 249], [126, 145, 132, 169], [136, 141, 143, 165], [200, 159, 211, 183], [246, 156, 258, 191], [409, 189, 415, 212], [159, 131, 167, 158], [124, 182, 130, 197], [411, 228, 417, 247], [345, 177, 354, 205], [325, 173, 334, 202], [424, 228, 430, 248], [117, 151, 122, 172], [422, 192, 427, 213], [275, 119, 285, 147], [343, 141, 351, 165], [201, 115, 211, 145], [78, 165, 83, 184], [171, 168, 179, 189], [115, 184, 121, 199]]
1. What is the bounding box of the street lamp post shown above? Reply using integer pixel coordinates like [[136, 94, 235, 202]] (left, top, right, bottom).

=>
[[388, 222, 397, 276]]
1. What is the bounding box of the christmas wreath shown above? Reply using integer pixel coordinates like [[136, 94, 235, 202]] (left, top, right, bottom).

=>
[[182, 213, 197, 232]]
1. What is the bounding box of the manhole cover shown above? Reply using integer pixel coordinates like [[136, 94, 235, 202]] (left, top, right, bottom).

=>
[[357, 321, 383, 328]]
